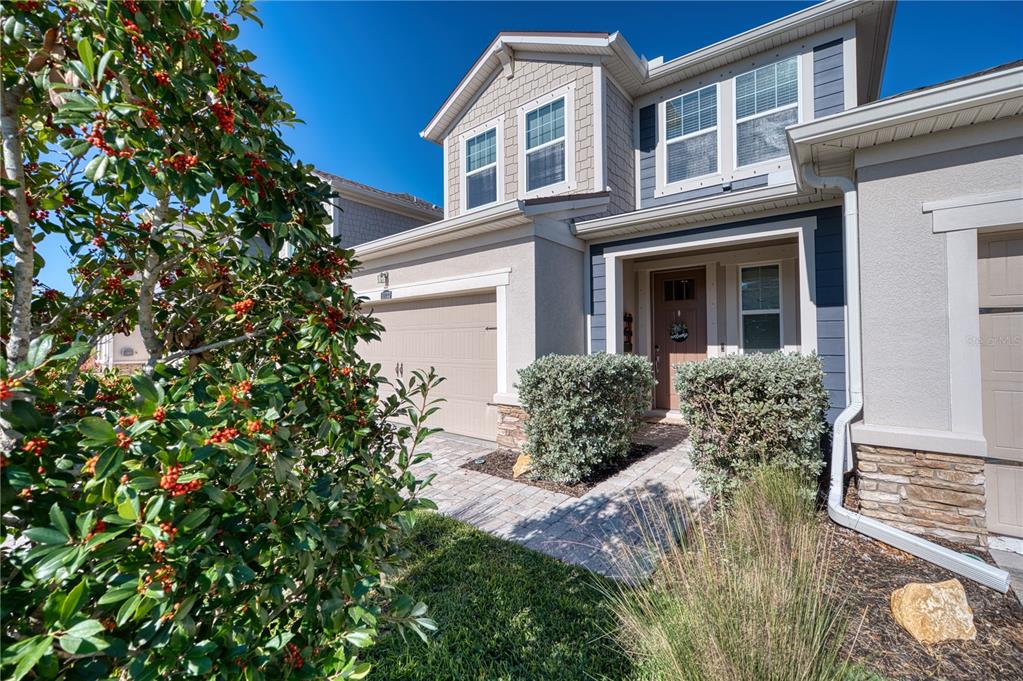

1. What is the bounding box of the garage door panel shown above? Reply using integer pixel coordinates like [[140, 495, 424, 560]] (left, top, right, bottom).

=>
[[979, 229, 1023, 538], [358, 292, 497, 440]]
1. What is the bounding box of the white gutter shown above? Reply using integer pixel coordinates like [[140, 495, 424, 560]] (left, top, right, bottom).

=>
[[801, 163, 1010, 593]]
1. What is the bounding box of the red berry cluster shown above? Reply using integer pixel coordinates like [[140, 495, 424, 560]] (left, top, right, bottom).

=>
[[122, 17, 151, 58], [211, 101, 234, 133], [43, 289, 60, 302], [12, 1, 42, 11], [159, 464, 202, 497], [153, 407, 167, 424], [22, 437, 48, 456], [232, 298, 254, 315], [92, 234, 106, 247], [0, 380, 13, 401], [145, 564, 175, 594], [246, 420, 263, 434], [142, 108, 160, 129], [118, 415, 137, 428], [284, 643, 303, 670], [209, 41, 225, 67], [163, 153, 198, 173], [320, 305, 351, 334], [216, 72, 230, 94], [138, 220, 152, 233], [83, 456, 99, 475], [23, 162, 39, 173], [123, 0, 140, 13], [153, 70, 170, 86], [102, 275, 125, 295], [158, 521, 178, 541], [29, 208, 49, 222], [206, 427, 238, 445], [116, 432, 133, 450]]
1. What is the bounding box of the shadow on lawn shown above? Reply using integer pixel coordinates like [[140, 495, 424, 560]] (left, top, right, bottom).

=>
[[363, 513, 634, 681]]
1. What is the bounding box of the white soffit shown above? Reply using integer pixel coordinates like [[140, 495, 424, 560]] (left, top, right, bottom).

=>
[[788, 64, 1023, 187]]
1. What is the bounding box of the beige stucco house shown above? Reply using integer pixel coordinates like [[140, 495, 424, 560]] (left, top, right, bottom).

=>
[[347, 0, 1023, 584]]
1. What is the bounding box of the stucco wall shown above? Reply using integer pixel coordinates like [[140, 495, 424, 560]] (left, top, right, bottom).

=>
[[533, 236, 585, 358], [604, 77, 635, 215], [856, 136, 1023, 432], [351, 236, 537, 394], [445, 58, 595, 216], [336, 198, 432, 248]]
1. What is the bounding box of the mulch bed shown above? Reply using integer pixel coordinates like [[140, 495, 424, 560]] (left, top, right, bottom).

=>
[[828, 523, 1023, 680], [460, 443, 658, 497]]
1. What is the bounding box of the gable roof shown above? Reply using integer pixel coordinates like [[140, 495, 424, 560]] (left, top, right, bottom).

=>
[[420, 0, 895, 144], [315, 170, 442, 221]]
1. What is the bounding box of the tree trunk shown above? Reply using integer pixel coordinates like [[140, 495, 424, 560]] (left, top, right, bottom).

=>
[[138, 196, 171, 364], [1, 88, 34, 365]]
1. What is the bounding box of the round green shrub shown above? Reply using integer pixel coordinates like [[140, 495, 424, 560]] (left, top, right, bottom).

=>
[[672, 352, 829, 501], [517, 354, 656, 483]]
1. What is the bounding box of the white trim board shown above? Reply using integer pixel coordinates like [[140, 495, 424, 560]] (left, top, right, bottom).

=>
[[359, 268, 511, 303], [925, 189, 1023, 234]]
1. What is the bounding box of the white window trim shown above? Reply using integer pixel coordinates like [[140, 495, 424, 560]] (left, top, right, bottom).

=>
[[738, 261, 784, 354], [518, 83, 577, 198], [733, 55, 803, 170], [656, 83, 721, 195], [459, 115, 504, 215]]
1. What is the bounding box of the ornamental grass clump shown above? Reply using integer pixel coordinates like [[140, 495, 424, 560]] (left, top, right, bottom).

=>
[[608, 466, 854, 681], [1, 2, 439, 678], [673, 352, 829, 502], [517, 353, 655, 483]]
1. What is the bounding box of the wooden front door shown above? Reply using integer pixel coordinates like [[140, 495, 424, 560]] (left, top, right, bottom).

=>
[[652, 268, 708, 410]]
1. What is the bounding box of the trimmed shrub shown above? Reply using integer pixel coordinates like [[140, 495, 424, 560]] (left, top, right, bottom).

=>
[[517, 354, 656, 483], [673, 352, 829, 501]]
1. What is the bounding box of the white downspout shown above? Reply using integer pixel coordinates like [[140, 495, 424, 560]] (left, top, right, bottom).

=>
[[801, 164, 1009, 593]]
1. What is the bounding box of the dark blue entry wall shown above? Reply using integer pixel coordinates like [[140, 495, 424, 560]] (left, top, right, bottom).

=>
[[587, 206, 847, 423]]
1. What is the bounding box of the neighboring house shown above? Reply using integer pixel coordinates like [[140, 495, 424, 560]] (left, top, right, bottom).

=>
[[95, 175, 440, 370], [349, 0, 1023, 560]]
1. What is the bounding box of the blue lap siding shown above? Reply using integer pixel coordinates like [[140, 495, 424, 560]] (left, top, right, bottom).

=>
[[587, 206, 847, 422]]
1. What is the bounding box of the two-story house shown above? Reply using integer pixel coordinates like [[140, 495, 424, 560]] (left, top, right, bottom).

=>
[[350, 0, 1023, 589]]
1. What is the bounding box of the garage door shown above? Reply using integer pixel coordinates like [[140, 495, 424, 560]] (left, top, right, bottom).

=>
[[359, 292, 498, 440], [979, 229, 1023, 537]]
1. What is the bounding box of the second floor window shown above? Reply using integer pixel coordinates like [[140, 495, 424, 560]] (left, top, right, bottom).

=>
[[465, 128, 498, 210], [665, 84, 718, 183], [525, 97, 566, 191], [735, 56, 799, 167]]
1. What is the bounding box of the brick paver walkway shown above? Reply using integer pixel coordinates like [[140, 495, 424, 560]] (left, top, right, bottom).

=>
[[415, 423, 705, 580]]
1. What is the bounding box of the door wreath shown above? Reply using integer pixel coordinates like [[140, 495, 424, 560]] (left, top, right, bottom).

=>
[[670, 321, 689, 342]]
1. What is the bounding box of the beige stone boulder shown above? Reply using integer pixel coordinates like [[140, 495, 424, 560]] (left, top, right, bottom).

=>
[[890, 578, 976, 644], [512, 454, 532, 479]]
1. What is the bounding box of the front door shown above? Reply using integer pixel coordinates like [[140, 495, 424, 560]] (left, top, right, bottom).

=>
[[979, 229, 1023, 538], [652, 268, 708, 410]]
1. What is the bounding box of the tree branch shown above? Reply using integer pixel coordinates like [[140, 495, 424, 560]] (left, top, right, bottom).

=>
[[1, 87, 33, 365], [138, 196, 171, 362], [158, 326, 270, 366]]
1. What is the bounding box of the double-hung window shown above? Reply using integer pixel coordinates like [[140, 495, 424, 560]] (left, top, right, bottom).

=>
[[664, 84, 718, 183], [740, 264, 782, 353], [464, 127, 498, 210], [735, 56, 799, 167], [524, 96, 566, 191]]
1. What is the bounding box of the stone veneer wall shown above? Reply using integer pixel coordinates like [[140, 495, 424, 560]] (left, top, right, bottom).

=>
[[496, 405, 529, 452], [855, 444, 987, 547]]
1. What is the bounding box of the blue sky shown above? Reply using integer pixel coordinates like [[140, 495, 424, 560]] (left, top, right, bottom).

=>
[[33, 1, 1023, 291], [235, 0, 1023, 208]]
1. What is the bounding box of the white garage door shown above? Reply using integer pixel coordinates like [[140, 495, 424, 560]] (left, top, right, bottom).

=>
[[979, 229, 1023, 538], [359, 292, 498, 440]]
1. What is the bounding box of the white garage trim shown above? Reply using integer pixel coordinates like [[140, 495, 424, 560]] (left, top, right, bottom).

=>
[[359, 267, 513, 399]]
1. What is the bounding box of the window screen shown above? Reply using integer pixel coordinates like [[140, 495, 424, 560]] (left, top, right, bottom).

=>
[[740, 265, 781, 352], [665, 85, 718, 183], [525, 97, 566, 190], [735, 56, 798, 167], [465, 128, 497, 209]]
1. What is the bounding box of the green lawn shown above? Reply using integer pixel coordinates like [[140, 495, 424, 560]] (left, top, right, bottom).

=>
[[363, 513, 632, 681]]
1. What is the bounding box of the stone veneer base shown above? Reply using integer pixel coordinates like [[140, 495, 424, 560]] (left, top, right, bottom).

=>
[[855, 444, 987, 548], [495, 404, 528, 452]]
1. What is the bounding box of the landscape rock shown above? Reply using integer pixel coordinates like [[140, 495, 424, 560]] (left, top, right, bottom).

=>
[[512, 454, 532, 478], [890, 578, 976, 644]]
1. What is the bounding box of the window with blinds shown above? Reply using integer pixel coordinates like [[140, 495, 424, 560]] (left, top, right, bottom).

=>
[[465, 127, 498, 209], [664, 84, 718, 183], [735, 56, 798, 167], [740, 264, 782, 352], [525, 97, 566, 191]]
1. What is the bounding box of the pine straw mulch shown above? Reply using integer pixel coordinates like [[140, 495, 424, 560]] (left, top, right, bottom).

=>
[[829, 523, 1023, 680], [459, 443, 658, 497]]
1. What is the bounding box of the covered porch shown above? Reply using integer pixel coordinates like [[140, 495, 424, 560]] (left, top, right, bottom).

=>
[[585, 212, 844, 414]]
